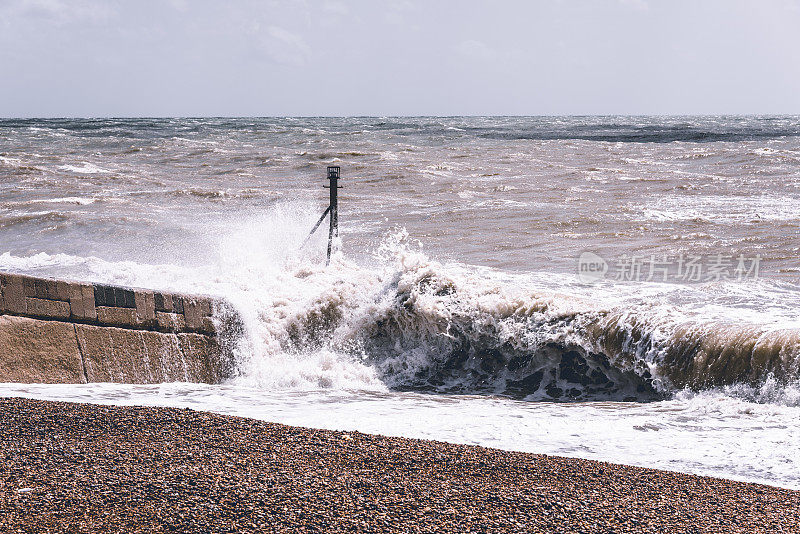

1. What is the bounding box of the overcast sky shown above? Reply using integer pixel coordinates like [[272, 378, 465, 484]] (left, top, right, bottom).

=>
[[1, 0, 800, 117]]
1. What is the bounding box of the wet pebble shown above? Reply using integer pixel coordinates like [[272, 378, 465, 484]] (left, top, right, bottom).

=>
[[0, 397, 798, 533]]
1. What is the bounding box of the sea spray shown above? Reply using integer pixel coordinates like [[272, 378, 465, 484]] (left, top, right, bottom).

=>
[[1, 209, 799, 401]]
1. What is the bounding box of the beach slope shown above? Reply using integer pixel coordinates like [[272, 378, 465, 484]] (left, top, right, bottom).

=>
[[1, 398, 797, 533]]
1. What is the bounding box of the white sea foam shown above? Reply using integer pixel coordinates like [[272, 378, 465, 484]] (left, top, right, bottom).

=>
[[58, 162, 110, 174], [16, 197, 97, 206], [0, 155, 22, 165], [639, 195, 800, 223], [457, 189, 480, 199], [1, 208, 797, 399]]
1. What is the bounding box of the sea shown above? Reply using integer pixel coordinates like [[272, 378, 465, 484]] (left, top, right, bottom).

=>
[[0, 116, 798, 489]]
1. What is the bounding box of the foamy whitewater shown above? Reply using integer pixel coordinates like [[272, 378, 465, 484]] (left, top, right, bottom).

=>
[[1, 117, 799, 489]]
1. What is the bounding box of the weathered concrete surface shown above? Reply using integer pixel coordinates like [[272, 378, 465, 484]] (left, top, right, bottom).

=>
[[74, 325, 223, 384], [0, 272, 238, 385], [0, 316, 86, 383], [1, 315, 230, 385], [178, 332, 231, 384]]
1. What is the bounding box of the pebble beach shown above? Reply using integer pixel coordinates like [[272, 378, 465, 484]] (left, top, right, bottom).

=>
[[1, 397, 798, 533], [4, 1, 800, 530]]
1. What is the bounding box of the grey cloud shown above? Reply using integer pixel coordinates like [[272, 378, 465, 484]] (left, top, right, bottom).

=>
[[259, 26, 312, 67], [1, 0, 799, 116]]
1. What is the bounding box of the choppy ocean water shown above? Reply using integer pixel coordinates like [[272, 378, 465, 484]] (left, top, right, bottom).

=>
[[1, 116, 799, 488]]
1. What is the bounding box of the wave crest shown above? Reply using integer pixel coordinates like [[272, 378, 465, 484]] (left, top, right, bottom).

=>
[[271, 245, 800, 402]]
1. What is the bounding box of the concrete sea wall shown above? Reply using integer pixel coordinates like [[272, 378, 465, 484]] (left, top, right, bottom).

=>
[[0, 272, 236, 384]]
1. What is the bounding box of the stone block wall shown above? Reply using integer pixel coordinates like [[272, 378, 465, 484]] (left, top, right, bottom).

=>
[[0, 272, 237, 384], [0, 273, 217, 334]]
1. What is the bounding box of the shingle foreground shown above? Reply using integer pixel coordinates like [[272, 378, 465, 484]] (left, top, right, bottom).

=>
[[1, 397, 798, 533]]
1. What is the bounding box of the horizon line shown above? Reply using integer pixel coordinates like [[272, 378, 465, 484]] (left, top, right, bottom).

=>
[[3, 113, 800, 120]]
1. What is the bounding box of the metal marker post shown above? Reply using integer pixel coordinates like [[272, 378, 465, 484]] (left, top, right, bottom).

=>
[[302, 166, 341, 265], [324, 166, 340, 265]]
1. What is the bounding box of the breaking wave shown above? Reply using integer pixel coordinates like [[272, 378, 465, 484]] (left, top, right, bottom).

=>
[[2, 219, 798, 405], [250, 238, 800, 403]]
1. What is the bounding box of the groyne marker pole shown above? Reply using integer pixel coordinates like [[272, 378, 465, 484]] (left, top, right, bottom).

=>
[[324, 165, 340, 265], [303, 166, 341, 265]]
